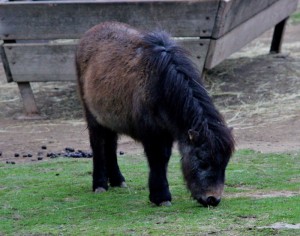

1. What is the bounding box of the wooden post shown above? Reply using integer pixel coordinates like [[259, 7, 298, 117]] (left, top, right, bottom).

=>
[[270, 17, 289, 54], [17, 82, 41, 118], [0, 40, 14, 82]]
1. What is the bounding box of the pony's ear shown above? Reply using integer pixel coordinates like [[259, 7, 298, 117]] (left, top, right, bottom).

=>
[[188, 129, 199, 143]]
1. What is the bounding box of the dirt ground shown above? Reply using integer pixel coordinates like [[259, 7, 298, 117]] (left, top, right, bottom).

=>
[[0, 19, 299, 164]]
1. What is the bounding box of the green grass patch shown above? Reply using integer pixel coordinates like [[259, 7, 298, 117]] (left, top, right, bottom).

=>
[[291, 11, 300, 24], [0, 150, 299, 235]]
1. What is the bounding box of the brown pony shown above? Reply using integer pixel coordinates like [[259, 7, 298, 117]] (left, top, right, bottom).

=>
[[76, 22, 235, 207]]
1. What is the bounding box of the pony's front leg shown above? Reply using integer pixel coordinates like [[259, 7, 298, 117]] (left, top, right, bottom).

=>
[[143, 137, 173, 206]]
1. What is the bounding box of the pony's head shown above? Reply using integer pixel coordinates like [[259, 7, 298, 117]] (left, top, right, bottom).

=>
[[179, 121, 234, 207]]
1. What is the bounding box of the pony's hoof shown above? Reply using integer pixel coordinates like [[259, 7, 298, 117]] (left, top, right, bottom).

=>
[[159, 201, 172, 207], [94, 187, 107, 193], [120, 182, 127, 188]]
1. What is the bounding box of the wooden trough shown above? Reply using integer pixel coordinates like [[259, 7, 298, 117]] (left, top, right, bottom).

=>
[[0, 0, 298, 117]]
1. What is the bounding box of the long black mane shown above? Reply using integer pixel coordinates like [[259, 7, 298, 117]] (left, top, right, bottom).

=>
[[142, 31, 235, 156]]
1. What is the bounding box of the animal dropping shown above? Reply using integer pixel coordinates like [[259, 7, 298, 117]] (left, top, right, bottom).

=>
[[76, 22, 234, 207]]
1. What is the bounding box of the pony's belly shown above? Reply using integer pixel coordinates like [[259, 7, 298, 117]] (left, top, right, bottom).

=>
[[82, 72, 145, 136], [88, 97, 135, 134]]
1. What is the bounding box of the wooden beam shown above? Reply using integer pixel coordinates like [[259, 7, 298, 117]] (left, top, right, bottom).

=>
[[4, 38, 209, 82], [205, 0, 298, 69], [212, 0, 279, 38], [4, 42, 77, 82], [0, 0, 219, 40], [179, 38, 210, 74], [270, 17, 289, 53], [0, 40, 13, 82], [17, 82, 40, 116]]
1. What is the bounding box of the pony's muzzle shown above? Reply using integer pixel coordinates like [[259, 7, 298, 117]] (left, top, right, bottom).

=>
[[197, 196, 221, 207], [197, 185, 224, 207]]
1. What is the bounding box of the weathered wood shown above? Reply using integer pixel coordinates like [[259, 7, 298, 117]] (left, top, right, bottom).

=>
[[0, 0, 219, 40], [0, 40, 13, 82], [178, 38, 210, 74], [0, 0, 297, 119], [4, 38, 209, 82], [17, 82, 40, 116], [212, 0, 279, 38], [205, 0, 298, 69], [4, 42, 77, 82], [270, 17, 289, 54]]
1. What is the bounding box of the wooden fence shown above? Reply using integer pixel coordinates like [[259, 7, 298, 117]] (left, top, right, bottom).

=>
[[0, 0, 298, 117]]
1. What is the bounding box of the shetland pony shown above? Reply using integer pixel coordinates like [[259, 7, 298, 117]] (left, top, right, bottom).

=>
[[76, 22, 234, 207]]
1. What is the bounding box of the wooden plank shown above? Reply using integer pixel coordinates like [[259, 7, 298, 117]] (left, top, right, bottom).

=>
[[4, 38, 209, 82], [205, 0, 298, 69], [212, 0, 279, 38], [0, 40, 13, 82], [17, 82, 40, 116], [0, 0, 219, 40], [4, 42, 77, 82], [179, 39, 210, 73]]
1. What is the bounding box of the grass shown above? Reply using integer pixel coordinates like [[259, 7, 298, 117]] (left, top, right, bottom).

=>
[[291, 11, 300, 24], [0, 150, 299, 235]]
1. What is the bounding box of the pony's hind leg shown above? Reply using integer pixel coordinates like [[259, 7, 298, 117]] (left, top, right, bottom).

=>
[[104, 130, 126, 188], [142, 135, 173, 206], [85, 107, 125, 192], [85, 108, 109, 192]]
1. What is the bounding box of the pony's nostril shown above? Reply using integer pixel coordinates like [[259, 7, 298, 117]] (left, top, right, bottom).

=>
[[206, 196, 221, 206]]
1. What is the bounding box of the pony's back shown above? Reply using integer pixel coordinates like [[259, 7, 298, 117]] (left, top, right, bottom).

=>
[[76, 21, 203, 140], [76, 22, 148, 136]]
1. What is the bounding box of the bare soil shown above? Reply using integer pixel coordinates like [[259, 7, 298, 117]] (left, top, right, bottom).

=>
[[0, 21, 299, 164]]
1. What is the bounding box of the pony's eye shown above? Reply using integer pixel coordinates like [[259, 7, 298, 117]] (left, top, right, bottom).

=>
[[196, 150, 208, 160], [196, 151, 210, 169], [196, 150, 203, 157]]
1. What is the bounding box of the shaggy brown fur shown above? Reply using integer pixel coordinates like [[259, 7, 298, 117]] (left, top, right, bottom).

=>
[[76, 22, 234, 206]]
